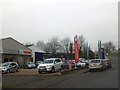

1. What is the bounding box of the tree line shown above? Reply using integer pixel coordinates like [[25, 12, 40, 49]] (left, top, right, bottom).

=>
[[25, 35, 117, 59]]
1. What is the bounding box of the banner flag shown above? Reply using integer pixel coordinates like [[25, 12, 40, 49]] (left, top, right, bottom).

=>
[[74, 35, 79, 63]]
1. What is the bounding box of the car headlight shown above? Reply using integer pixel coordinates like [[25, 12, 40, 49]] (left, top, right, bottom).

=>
[[2, 67, 7, 70], [46, 65, 52, 68], [28, 65, 31, 67]]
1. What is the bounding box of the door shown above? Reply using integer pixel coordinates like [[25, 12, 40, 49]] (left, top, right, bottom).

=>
[[10, 63, 17, 72], [55, 59, 61, 70]]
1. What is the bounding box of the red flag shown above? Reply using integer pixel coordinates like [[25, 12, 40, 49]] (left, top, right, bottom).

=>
[[74, 35, 79, 63]]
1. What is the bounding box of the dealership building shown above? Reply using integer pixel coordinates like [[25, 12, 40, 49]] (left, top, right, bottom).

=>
[[28, 45, 46, 62], [0, 37, 32, 67]]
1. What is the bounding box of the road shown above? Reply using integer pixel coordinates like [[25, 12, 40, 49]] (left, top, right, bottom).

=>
[[2, 56, 118, 89]]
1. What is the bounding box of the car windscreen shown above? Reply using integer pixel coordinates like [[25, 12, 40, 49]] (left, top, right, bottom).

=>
[[37, 61, 43, 63], [3, 62, 10, 66], [91, 60, 101, 63], [43, 60, 54, 64], [79, 61, 84, 63], [26, 62, 34, 64]]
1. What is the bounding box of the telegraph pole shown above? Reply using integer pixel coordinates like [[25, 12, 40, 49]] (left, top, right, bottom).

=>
[[87, 43, 90, 60], [98, 40, 102, 59]]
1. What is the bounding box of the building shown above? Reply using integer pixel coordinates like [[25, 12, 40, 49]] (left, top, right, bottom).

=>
[[0, 37, 32, 67], [28, 45, 46, 62]]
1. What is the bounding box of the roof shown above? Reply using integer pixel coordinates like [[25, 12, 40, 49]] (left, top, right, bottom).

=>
[[45, 58, 61, 60], [28, 45, 46, 53], [0, 37, 31, 54]]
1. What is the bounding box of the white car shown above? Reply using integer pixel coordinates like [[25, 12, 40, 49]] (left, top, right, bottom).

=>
[[79, 58, 89, 66], [37, 58, 64, 73], [76, 60, 86, 68]]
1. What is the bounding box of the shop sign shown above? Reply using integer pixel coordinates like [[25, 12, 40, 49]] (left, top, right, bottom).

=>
[[19, 50, 31, 55]]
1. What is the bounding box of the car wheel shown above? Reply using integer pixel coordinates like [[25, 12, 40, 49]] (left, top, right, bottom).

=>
[[109, 65, 112, 69], [16, 68, 20, 72], [51, 67, 55, 73], [38, 71, 42, 74], [89, 69, 93, 72], [60, 65, 64, 71], [7, 69, 10, 73]]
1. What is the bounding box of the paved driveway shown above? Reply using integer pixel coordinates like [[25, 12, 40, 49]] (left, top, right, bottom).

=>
[[2, 67, 88, 76]]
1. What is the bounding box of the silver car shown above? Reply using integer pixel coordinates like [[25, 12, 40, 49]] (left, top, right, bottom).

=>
[[1, 62, 20, 74], [89, 59, 107, 72]]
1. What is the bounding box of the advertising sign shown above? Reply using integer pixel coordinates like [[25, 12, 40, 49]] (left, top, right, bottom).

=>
[[74, 35, 79, 63], [19, 50, 31, 55]]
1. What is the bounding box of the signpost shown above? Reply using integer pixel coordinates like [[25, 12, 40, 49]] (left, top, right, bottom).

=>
[[98, 40, 105, 59], [69, 60, 72, 70]]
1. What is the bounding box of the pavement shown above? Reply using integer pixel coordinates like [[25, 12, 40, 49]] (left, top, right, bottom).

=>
[[2, 67, 89, 76]]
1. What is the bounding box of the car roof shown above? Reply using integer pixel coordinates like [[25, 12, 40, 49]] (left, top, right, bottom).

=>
[[93, 59, 101, 60], [3, 62, 18, 65], [45, 58, 61, 60], [4, 62, 17, 63], [36, 61, 43, 62], [79, 58, 86, 59]]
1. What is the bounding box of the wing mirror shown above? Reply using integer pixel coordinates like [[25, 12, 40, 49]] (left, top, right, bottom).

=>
[[54, 61, 57, 64]]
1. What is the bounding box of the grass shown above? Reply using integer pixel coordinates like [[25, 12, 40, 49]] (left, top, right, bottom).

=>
[[109, 51, 119, 57]]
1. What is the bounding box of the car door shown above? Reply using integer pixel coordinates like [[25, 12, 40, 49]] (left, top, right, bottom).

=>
[[54, 59, 60, 70], [10, 63, 17, 72], [9, 63, 14, 72], [54, 60, 57, 70], [56, 59, 62, 69]]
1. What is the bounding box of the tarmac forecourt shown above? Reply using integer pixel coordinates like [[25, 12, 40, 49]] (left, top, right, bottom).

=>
[[2, 67, 89, 76]]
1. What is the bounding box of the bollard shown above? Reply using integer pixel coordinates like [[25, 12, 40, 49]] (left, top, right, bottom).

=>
[[69, 60, 72, 71]]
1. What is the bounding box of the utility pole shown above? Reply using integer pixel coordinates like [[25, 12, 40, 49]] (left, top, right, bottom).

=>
[[98, 40, 102, 59], [87, 43, 90, 60]]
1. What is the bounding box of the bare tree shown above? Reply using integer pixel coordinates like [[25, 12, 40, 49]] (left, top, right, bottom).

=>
[[45, 37, 60, 53], [36, 40, 45, 51], [103, 41, 116, 53], [44, 42, 52, 53], [78, 35, 86, 50], [60, 37, 71, 53]]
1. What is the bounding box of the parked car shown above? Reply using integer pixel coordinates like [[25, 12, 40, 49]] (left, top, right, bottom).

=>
[[71, 60, 76, 68], [71, 60, 86, 69], [24, 62, 36, 69], [89, 59, 107, 72], [37, 58, 64, 74], [35, 61, 43, 67], [76, 60, 86, 68], [1, 62, 20, 74], [79, 58, 89, 66], [103, 58, 112, 69]]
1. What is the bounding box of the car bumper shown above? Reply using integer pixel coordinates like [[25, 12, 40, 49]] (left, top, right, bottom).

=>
[[28, 66, 36, 68], [38, 68, 52, 72], [89, 66, 102, 69], [2, 69, 7, 73]]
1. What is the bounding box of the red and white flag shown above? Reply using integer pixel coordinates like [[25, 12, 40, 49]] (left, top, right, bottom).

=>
[[74, 35, 79, 63]]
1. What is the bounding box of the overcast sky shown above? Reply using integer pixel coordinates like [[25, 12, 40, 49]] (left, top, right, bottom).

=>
[[2, 0, 119, 50]]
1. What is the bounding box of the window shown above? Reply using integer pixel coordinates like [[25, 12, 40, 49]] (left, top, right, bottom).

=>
[[55, 59, 61, 63], [4, 58, 8, 62], [11, 63, 16, 66], [91, 60, 101, 63], [44, 60, 54, 64]]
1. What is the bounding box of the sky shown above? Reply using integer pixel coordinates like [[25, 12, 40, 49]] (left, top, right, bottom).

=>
[[1, 0, 119, 51]]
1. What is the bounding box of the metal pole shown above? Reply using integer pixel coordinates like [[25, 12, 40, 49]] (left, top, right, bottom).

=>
[[100, 41, 102, 59], [87, 43, 89, 60]]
